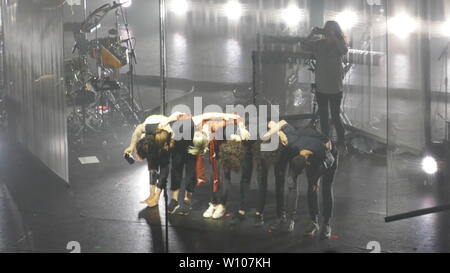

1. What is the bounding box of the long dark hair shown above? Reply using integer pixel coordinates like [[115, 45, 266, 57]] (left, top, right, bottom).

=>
[[219, 141, 245, 171], [324, 20, 348, 46]]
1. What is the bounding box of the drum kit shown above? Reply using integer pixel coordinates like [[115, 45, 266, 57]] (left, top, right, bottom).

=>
[[65, 1, 141, 144]]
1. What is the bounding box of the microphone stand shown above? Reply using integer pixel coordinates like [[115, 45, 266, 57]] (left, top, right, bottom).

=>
[[439, 42, 449, 143], [119, 4, 137, 115]]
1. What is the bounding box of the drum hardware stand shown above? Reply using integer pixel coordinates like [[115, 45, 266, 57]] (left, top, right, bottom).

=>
[[118, 4, 138, 116], [305, 59, 319, 129]]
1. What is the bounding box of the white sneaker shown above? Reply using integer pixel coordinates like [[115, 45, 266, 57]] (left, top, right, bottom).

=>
[[212, 204, 226, 219], [203, 203, 217, 218]]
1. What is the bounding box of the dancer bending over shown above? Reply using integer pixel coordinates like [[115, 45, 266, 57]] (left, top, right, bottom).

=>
[[263, 120, 337, 239]]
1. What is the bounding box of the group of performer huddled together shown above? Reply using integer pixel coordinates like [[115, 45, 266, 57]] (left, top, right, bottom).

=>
[[123, 20, 349, 240], [123, 111, 339, 239]]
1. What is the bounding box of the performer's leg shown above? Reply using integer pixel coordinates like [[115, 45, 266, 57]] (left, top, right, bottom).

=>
[[140, 170, 158, 204], [184, 152, 197, 201], [238, 141, 253, 215], [145, 164, 170, 208], [316, 92, 331, 137], [212, 168, 230, 219], [170, 146, 184, 201], [196, 154, 206, 186], [329, 93, 345, 145], [220, 168, 231, 205], [178, 152, 197, 216], [274, 149, 288, 218], [285, 171, 299, 232], [210, 140, 220, 193], [304, 164, 321, 236], [320, 150, 338, 239], [203, 178, 219, 218], [203, 142, 221, 218], [256, 161, 269, 216]]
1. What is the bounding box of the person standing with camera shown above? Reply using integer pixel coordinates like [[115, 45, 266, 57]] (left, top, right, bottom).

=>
[[302, 21, 349, 155]]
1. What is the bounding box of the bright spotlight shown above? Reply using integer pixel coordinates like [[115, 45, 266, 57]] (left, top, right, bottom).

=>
[[440, 21, 450, 37], [388, 13, 418, 39], [422, 156, 438, 175], [119, 0, 132, 8], [170, 0, 189, 15], [335, 9, 358, 30], [281, 5, 304, 27], [224, 1, 243, 20]]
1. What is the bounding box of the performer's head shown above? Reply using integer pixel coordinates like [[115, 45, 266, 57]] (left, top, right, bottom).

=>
[[324, 20, 347, 44], [136, 135, 155, 161], [188, 131, 209, 155], [291, 154, 308, 175], [154, 128, 175, 151], [219, 139, 245, 171], [291, 150, 313, 174], [136, 131, 173, 161]]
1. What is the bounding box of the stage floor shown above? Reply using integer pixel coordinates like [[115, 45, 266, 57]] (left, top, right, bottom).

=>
[[1, 126, 450, 253]]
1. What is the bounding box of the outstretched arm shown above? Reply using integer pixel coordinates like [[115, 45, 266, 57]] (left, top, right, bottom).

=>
[[123, 124, 146, 155], [301, 27, 321, 52], [194, 112, 240, 123], [157, 112, 188, 130], [262, 120, 288, 142], [237, 119, 250, 140]]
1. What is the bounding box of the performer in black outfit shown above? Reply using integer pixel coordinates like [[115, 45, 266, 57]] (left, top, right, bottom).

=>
[[233, 119, 289, 227], [124, 114, 174, 208], [253, 141, 289, 227], [163, 117, 197, 215], [263, 120, 338, 239], [125, 112, 242, 212], [302, 21, 349, 155]]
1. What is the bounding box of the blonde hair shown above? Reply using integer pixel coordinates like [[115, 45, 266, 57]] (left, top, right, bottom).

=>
[[155, 128, 175, 150], [188, 131, 209, 155]]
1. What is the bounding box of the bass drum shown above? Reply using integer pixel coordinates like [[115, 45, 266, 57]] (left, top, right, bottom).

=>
[[90, 38, 128, 69], [100, 43, 128, 68]]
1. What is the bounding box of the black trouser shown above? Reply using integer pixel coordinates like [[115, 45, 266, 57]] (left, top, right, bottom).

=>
[[148, 151, 170, 190], [286, 149, 338, 225], [316, 92, 345, 144], [170, 141, 196, 193], [211, 168, 231, 205], [239, 141, 253, 211], [257, 147, 289, 217], [239, 141, 288, 214], [149, 164, 170, 190]]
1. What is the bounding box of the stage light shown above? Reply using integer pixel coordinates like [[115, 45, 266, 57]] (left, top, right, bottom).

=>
[[422, 156, 438, 175], [281, 5, 304, 27], [440, 21, 450, 37], [224, 1, 243, 20], [170, 0, 189, 16], [119, 0, 131, 8], [335, 9, 358, 30], [388, 13, 417, 39]]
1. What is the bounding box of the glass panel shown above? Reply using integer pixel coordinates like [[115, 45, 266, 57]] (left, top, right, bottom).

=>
[[323, 0, 388, 146], [386, 0, 450, 218]]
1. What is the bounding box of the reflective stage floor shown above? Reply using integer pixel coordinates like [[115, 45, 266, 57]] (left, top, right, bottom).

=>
[[1, 88, 450, 253], [1, 131, 450, 253]]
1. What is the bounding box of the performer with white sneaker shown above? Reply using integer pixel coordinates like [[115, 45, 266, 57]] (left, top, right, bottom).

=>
[[188, 115, 249, 220]]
